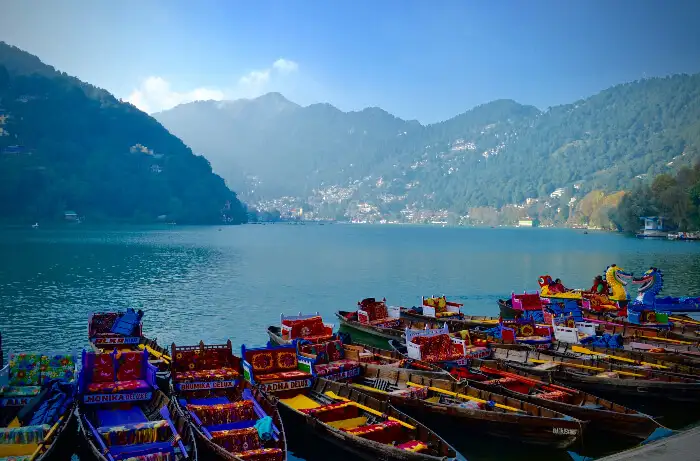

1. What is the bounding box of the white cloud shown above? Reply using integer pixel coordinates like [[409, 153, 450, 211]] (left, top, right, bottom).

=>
[[126, 58, 300, 114], [126, 77, 225, 114], [272, 58, 299, 74]]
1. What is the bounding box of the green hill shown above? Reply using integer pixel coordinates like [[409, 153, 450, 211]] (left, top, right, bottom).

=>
[[155, 74, 700, 222], [0, 42, 246, 224]]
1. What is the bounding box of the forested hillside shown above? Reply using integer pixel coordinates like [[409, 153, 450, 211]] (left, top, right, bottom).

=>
[[156, 73, 700, 223], [0, 42, 246, 224]]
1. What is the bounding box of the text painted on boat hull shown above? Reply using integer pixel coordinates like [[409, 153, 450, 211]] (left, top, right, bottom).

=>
[[176, 380, 237, 391], [0, 397, 31, 407], [84, 392, 152, 404], [92, 336, 140, 345], [262, 378, 313, 393]]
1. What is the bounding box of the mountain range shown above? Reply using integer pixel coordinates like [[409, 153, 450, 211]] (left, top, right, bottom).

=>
[[0, 42, 246, 224], [155, 74, 700, 224]]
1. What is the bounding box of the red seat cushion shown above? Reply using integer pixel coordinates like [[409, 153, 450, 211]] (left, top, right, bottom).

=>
[[87, 380, 149, 393], [256, 370, 311, 383], [174, 368, 239, 383], [116, 352, 143, 381], [115, 380, 150, 392], [91, 354, 115, 383], [87, 382, 118, 393], [210, 427, 260, 453]]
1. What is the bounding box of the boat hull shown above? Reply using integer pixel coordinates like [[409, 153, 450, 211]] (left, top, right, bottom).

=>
[[335, 312, 404, 340], [382, 394, 581, 449], [33, 403, 78, 461], [467, 380, 660, 440], [77, 389, 197, 461], [278, 380, 459, 461]]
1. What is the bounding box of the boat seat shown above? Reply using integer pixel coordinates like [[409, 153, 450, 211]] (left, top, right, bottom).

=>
[[0, 386, 42, 398], [235, 447, 285, 461], [87, 379, 150, 393], [279, 394, 320, 410], [187, 400, 255, 426], [255, 370, 311, 383], [367, 318, 400, 327], [0, 425, 50, 445], [210, 427, 261, 453], [315, 359, 360, 377], [98, 419, 170, 446], [398, 440, 429, 453], [300, 401, 359, 422], [536, 391, 569, 402], [174, 367, 239, 383], [326, 416, 368, 429], [343, 421, 404, 443]]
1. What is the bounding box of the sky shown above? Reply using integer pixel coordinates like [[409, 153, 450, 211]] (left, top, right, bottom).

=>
[[1, 0, 700, 123]]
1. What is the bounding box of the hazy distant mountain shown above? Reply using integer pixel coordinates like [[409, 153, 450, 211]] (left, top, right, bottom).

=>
[[156, 74, 700, 220], [0, 42, 246, 224], [155, 93, 421, 199]]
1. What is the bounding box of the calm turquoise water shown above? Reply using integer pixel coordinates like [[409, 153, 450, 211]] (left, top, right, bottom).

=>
[[2, 224, 700, 460]]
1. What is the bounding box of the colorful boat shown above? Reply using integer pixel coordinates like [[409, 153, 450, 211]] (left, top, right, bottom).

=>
[[277, 377, 460, 460], [170, 340, 287, 461], [401, 296, 500, 328], [336, 299, 448, 341], [461, 359, 671, 441], [76, 348, 196, 460], [549, 341, 700, 376], [242, 344, 314, 395], [266, 313, 336, 346], [491, 347, 700, 403], [630, 267, 700, 313], [0, 344, 78, 461], [341, 363, 584, 449], [88, 309, 172, 387]]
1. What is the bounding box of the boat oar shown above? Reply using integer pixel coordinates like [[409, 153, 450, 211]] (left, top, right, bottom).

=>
[[405, 382, 525, 413], [528, 359, 646, 377], [324, 391, 416, 429], [636, 335, 693, 345], [669, 316, 700, 326], [138, 344, 171, 363], [29, 416, 64, 461], [571, 345, 669, 369]]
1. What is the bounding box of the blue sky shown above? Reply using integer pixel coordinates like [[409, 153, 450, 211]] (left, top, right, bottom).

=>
[[1, 0, 700, 123]]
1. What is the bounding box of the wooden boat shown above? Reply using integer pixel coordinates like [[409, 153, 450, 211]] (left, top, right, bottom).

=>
[[76, 349, 196, 460], [550, 341, 700, 376], [491, 347, 700, 403], [88, 310, 172, 386], [267, 312, 335, 346], [461, 359, 670, 441], [277, 377, 460, 460], [0, 342, 78, 461], [336, 311, 446, 341], [591, 316, 700, 343], [0, 342, 79, 461], [343, 363, 584, 449], [171, 340, 287, 461], [352, 342, 453, 378], [400, 308, 501, 328]]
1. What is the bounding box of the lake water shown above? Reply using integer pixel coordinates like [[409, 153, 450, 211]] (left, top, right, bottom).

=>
[[2, 224, 700, 460]]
